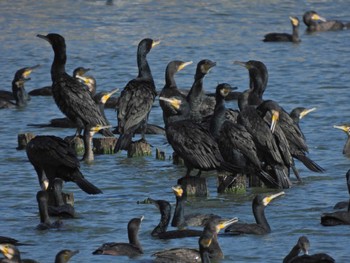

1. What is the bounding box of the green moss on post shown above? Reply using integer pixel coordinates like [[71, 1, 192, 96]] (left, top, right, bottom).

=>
[[217, 172, 247, 194], [127, 140, 152, 158], [93, 137, 117, 154]]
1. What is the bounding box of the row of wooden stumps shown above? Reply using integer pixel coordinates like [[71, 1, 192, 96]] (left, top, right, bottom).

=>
[[17, 132, 261, 198]]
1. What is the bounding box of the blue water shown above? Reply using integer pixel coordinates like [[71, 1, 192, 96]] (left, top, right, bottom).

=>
[[1, 0, 350, 262]]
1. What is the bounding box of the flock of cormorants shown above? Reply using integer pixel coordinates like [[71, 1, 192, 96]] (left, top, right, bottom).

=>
[[1, 9, 349, 263]]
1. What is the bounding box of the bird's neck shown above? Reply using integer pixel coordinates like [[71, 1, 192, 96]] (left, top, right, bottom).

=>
[[137, 53, 153, 80], [12, 82, 28, 107], [253, 205, 270, 231], [51, 46, 67, 81], [171, 195, 186, 228], [151, 209, 171, 236]]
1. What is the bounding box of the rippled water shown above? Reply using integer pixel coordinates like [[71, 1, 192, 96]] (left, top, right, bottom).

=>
[[1, 0, 350, 262]]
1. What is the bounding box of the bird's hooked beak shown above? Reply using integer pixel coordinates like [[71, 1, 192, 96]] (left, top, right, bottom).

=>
[[171, 185, 183, 197], [152, 39, 161, 48], [178, 61, 193, 72], [333, 125, 350, 134], [159, 97, 182, 110], [311, 13, 327, 22], [101, 88, 120, 104], [299, 107, 316, 119], [262, 191, 285, 206]]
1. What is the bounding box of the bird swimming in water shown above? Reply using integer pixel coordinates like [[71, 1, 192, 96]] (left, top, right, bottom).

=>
[[303, 10, 350, 32], [26, 135, 103, 194], [225, 192, 284, 235], [92, 216, 144, 258], [0, 65, 39, 109], [37, 33, 113, 138], [263, 16, 301, 43], [0, 243, 39, 263], [152, 217, 238, 263], [333, 123, 350, 156], [283, 235, 335, 263], [55, 249, 79, 263], [114, 38, 159, 152]]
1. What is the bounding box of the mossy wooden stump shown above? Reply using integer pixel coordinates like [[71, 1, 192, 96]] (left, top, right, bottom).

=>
[[64, 136, 84, 155], [93, 137, 117, 154], [172, 152, 184, 165], [47, 191, 74, 207], [177, 176, 208, 197], [127, 140, 152, 158], [17, 132, 35, 150], [217, 171, 247, 194]]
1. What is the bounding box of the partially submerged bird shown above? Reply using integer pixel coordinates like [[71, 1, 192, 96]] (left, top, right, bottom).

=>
[[303, 10, 350, 32], [55, 249, 79, 263], [263, 16, 301, 43], [92, 216, 144, 258], [152, 217, 238, 263], [225, 192, 285, 235], [114, 38, 159, 152], [0, 65, 39, 109], [26, 135, 102, 194], [283, 236, 335, 263]]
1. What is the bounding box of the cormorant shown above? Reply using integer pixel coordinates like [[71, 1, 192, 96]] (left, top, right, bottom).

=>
[[159, 60, 193, 126], [28, 66, 90, 96], [234, 60, 268, 106], [186, 59, 217, 122], [171, 185, 220, 228], [26, 135, 103, 194], [114, 38, 159, 152], [152, 217, 238, 263], [55, 249, 79, 263], [0, 243, 39, 263], [284, 236, 335, 263], [225, 192, 284, 235], [92, 216, 144, 258], [36, 190, 63, 230], [289, 107, 316, 137], [147, 197, 202, 239], [159, 96, 241, 177], [333, 124, 350, 155], [303, 10, 350, 32], [263, 16, 301, 43], [0, 65, 39, 109], [37, 33, 113, 138]]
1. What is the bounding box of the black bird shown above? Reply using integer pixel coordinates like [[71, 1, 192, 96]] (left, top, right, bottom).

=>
[[263, 16, 301, 43], [152, 217, 238, 263], [234, 60, 268, 106], [225, 192, 284, 235], [171, 185, 220, 228], [28, 66, 90, 96], [160, 96, 241, 177], [148, 197, 203, 239], [92, 216, 143, 258], [334, 124, 350, 155], [321, 170, 350, 226], [36, 190, 63, 230], [284, 236, 335, 263], [303, 10, 350, 32], [55, 249, 79, 263], [159, 60, 193, 126], [114, 38, 159, 152], [186, 59, 217, 122], [0, 65, 39, 109], [0, 243, 39, 263], [289, 107, 316, 135], [211, 84, 277, 188], [26, 135, 102, 194], [37, 33, 112, 138]]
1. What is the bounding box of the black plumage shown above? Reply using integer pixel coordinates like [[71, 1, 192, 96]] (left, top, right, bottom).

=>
[[37, 33, 112, 137], [36, 190, 63, 230], [303, 10, 350, 32], [92, 216, 143, 258], [263, 16, 301, 43], [225, 192, 284, 235], [114, 38, 159, 152], [26, 135, 102, 194]]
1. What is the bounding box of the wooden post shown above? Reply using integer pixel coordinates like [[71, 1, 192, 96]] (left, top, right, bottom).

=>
[[17, 132, 35, 150], [217, 172, 247, 194], [177, 176, 208, 197], [127, 140, 152, 158], [93, 137, 117, 154], [156, 148, 165, 160]]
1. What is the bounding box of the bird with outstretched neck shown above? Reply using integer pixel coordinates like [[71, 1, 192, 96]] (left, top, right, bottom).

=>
[[36, 33, 113, 138], [263, 16, 301, 43], [114, 38, 159, 152]]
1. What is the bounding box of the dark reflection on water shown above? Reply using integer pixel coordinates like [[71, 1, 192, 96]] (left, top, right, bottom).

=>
[[1, 0, 350, 262]]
